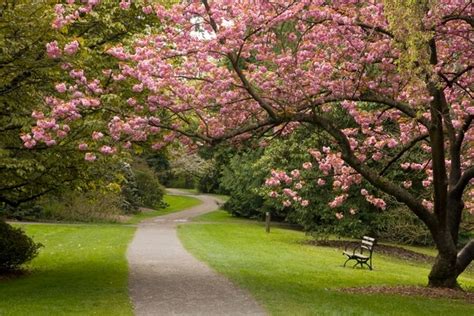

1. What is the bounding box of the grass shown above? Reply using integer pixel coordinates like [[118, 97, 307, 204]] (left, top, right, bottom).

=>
[[0, 224, 135, 316], [179, 211, 474, 316], [126, 194, 201, 224], [0, 193, 201, 315]]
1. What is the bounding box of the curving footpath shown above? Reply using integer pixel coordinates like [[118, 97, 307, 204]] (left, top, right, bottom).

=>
[[127, 189, 266, 316]]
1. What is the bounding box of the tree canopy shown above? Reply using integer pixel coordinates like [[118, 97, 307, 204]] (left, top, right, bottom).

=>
[[22, 0, 473, 288]]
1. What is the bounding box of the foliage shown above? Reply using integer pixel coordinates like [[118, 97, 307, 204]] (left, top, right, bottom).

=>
[[0, 0, 159, 207], [145, 151, 172, 185], [38, 190, 124, 223], [133, 162, 166, 209], [372, 207, 433, 246], [119, 162, 141, 213], [0, 221, 42, 271], [220, 148, 270, 219]]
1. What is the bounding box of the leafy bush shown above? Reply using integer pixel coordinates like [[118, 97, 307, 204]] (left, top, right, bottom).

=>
[[197, 168, 221, 193], [135, 168, 165, 209], [39, 190, 124, 223], [119, 163, 141, 213], [220, 149, 273, 218], [372, 207, 434, 245], [0, 221, 42, 272]]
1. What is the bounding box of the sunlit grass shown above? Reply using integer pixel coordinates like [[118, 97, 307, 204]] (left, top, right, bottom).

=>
[[179, 212, 474, 316], [0, 224, 135, 316], [126, 194, 201, 224]]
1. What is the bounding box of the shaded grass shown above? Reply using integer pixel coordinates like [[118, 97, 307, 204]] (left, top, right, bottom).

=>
[[179, 213, 474, 315], [0, 224, 135, 315], [126, 194, 201, 224]]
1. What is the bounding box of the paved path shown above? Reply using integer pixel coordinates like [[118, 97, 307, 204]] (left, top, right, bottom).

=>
[[127, 189, 266, 316]]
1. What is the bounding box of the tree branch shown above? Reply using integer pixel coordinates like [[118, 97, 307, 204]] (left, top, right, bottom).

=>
[[379, 133, 429, 176]]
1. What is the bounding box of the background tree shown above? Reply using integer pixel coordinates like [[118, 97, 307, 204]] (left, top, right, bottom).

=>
[[0, 0, 157, 208]]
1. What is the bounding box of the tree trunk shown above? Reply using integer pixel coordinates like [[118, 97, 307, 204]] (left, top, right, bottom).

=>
[[428, 254, 458, 288], [428, 232, 459, 288]]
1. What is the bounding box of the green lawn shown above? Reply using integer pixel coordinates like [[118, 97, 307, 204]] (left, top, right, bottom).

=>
[[126, 194, 202, 224], [0, 224, 135, 316], [0, 193, 201, 315], [179, 210, 474, 316]]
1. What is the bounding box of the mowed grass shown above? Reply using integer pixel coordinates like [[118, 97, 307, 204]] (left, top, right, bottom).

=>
[[0, 194, 200, 315], [179, 210, 474, 316], [126, 194, 202, 224], [0, 224, 135, 316]]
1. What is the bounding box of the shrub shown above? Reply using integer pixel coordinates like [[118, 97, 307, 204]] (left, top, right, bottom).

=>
[[372, 207, 433, 245], [119, 162, 141, 213], [39, 190, 124, 223], [0, 221, 42, 272], [220, 149, 270, 218], [135, 168, 165, 209], [197, 168, 221, 193]]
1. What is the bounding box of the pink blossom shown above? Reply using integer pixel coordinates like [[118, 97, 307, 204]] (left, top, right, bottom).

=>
[[335, 212, 344, 220], [282, 200, 292, 207], [400, 162, 411, 170], [142, 6, 153, 14], [265, 178, 280, 187], [92, 131, 104, 140], [349, 208, 357, 215], [422, 199, 434, 212], [329, 194, 348, 208], [100, 145, 115, 155], [46, 41, 61, 58], [317, 178, 326, 186], [268, 191, 278, 198], [78, 143, 88, 150], [301, 200, 309, 207], [410, 163, 424, 171], [361, 189, 368, 196], [151, 142, 164, 150], [290, 169, 300, 179], [55, 83, 67, 93], [21, 134, 37, 148], [45, 139, 56, 146], [64, 40, 79, 55], [302, 162, 312, 170], [84, 153, 96, 161], [32, 111, 44, 119], [119, 0, 131, 10]]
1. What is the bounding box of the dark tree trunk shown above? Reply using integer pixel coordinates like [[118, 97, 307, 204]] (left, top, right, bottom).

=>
[[428, 228, 461, 288], [428, 252, 459, 288]]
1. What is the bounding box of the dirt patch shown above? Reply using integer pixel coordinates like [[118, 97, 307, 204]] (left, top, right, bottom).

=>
[[339, 285, 474, 304], [308, 240, 434, 263]]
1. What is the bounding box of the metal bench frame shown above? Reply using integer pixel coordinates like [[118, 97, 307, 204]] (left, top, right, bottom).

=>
[[343, 236, 376, 270]]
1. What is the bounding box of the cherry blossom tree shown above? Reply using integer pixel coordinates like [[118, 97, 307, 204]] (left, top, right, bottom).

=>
[[26, 0, 473, 288]]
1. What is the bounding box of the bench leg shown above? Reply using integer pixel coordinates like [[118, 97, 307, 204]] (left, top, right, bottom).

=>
[[343, 257, 352, 267]]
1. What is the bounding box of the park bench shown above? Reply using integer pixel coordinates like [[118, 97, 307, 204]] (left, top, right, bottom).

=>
[[343, 236, 376, 270]]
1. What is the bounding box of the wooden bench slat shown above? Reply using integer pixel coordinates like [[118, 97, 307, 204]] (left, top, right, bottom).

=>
[[362, 240, 374, 247]]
